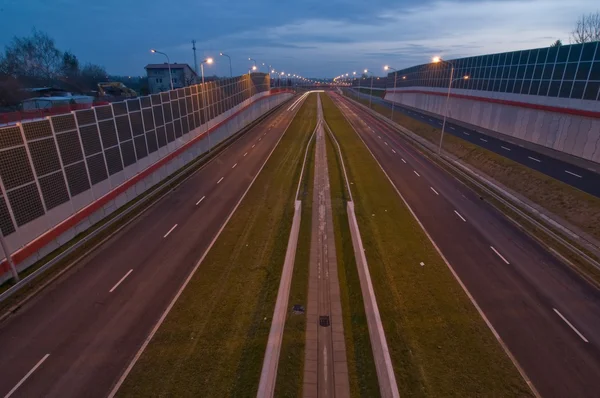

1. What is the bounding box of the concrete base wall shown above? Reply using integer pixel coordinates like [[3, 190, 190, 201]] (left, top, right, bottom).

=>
[[0, 92, 292, 283], [384, 90, 600, 164]]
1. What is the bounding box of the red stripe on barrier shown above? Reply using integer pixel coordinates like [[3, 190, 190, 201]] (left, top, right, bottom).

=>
[[2, 90, 294, 272], [385, 89, 600, 119]]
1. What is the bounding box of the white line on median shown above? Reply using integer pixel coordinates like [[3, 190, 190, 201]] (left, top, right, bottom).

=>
[[196, 196, 205, 206], [217, 177, 224, 184], [463, 132, 470, 136], [163, 224, 178, 238], [5, 354, 50, 398], [454, 210, 467, 222], [553, 308, 589, 343], [252, 144, 255, 148], [258, 138, 262, 141], [428, 118, 433, 121], [565, 170, 582, 178], [378, 135, 381, 139], [528, 156, 541, 162], [384, 142, 388, 146], [430, 187, 439, 195], [413, 170, 420, 177], [109, 269, 134, 293], [490, 246, 510, 264], [401, 158, 406, 163], [501, 146, 512, 151], [392, 149, 396, 154], [480, 138, 488, 142], [244, 152, 247, 157], [232, 163, 237, 169]]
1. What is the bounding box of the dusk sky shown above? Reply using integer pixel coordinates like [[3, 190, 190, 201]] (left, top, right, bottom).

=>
[[0, 0, 595, 78]]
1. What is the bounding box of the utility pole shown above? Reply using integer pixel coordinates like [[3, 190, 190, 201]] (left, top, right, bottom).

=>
[[192, 40, 199, 76]]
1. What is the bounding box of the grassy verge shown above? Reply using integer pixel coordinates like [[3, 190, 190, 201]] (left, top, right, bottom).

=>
[[117, 94, 316, 397], [0, 101, 291, 315], [346, 91, 600, 244], [322, 93, 532, 397], [323, 99, 380, 398], [273, 97, 316, 397], [354, 88, 386, 98]]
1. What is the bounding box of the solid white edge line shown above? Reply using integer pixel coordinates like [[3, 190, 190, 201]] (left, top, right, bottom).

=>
[[553, 308, 589, 343], [195, 196, 205, 206], [217, 177, 224, 184], [501, 146, 511, 151], [232, 163, 237, 169], [490, 246, 510, 265], [5, 354, 50, 398], [528, 156, 541, 162], [430, 187, 439, 195], [565, 170, 582, 178], [109, 269, 134, 293], [163, 224, 178, 238], [454, 210, 467, 222], [338, 95, 539, 397], [108, 90, 303, 398], [413, 170, 420, 177]]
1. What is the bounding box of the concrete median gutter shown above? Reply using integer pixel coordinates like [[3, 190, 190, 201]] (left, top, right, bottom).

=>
[[324, 119, 400, 398]]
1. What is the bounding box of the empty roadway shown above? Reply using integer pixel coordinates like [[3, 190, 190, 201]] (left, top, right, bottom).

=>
[[331, 92, 600, 398], [0, 97, 302, 398], [351, 90, 600, 198]]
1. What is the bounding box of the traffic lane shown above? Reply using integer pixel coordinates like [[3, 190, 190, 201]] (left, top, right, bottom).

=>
[[0, 100, 299, 397], [362, 93, 600, 198], [338, 97, 600, 397], [352, 102, 600, 344]]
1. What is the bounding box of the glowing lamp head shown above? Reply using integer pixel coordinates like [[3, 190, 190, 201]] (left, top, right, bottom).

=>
[[150, 49, 156, 53], [205, 58, 213, 64], [432, 56, 441, 63], [252, 65, 257, 71], [384, 65, 389, 70]]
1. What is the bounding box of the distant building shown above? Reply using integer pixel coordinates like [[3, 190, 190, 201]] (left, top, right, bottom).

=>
[[145, 63, 197, 94]]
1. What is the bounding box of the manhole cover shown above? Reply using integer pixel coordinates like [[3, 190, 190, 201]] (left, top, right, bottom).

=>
[[319, 316, 330, 327], [292, 304, 305, 314]]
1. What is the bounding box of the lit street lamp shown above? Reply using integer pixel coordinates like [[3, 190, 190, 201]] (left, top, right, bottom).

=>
[[151, 49, 174, 91], [219, 52, 232, 77], [432, 56, 469, 155], [248, 57, 257, 70], [201, 57, 214, 151], [364, 69, 374, 108]]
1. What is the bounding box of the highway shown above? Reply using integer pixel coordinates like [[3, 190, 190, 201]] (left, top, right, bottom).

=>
[[350, 89, 600, 198], [330, 92, 600, 398], [0, 97, 302, 398]]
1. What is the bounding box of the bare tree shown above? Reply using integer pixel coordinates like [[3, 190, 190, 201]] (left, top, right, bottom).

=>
[[0, 29, 61, 83], [571, 11, 600, 43]]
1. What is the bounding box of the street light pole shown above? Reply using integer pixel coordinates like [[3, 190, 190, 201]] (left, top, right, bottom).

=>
[[364, 69, 374, 109], [219, 52, 232, 77], [384, 66, 398, 121], [151, 49, 174, 91], [200, 57, 214, 152]]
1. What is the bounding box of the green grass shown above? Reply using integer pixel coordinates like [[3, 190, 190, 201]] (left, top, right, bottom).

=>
[[346, 90, 600, 244], [354, 87, 386, 98], [323, 100, 380, 398], [321, 93, 532, 397], [273, 95, 316, 398], [117, 94, 317, 397]]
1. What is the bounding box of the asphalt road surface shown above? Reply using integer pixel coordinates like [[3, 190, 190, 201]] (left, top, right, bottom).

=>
[[0, 97, 301, 398], [331, 92, 600, 398], [350, 89, 600, 198]]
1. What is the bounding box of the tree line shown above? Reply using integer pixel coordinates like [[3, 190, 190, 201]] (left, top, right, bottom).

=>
[[0, 29, 109, 109]]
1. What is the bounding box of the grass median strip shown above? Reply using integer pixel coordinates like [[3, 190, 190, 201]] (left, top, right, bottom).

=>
[[117, 94, 316, 397], [323, 102, 380, 398], [322, 93, 532, 397], [273, 95, 316, 397]]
